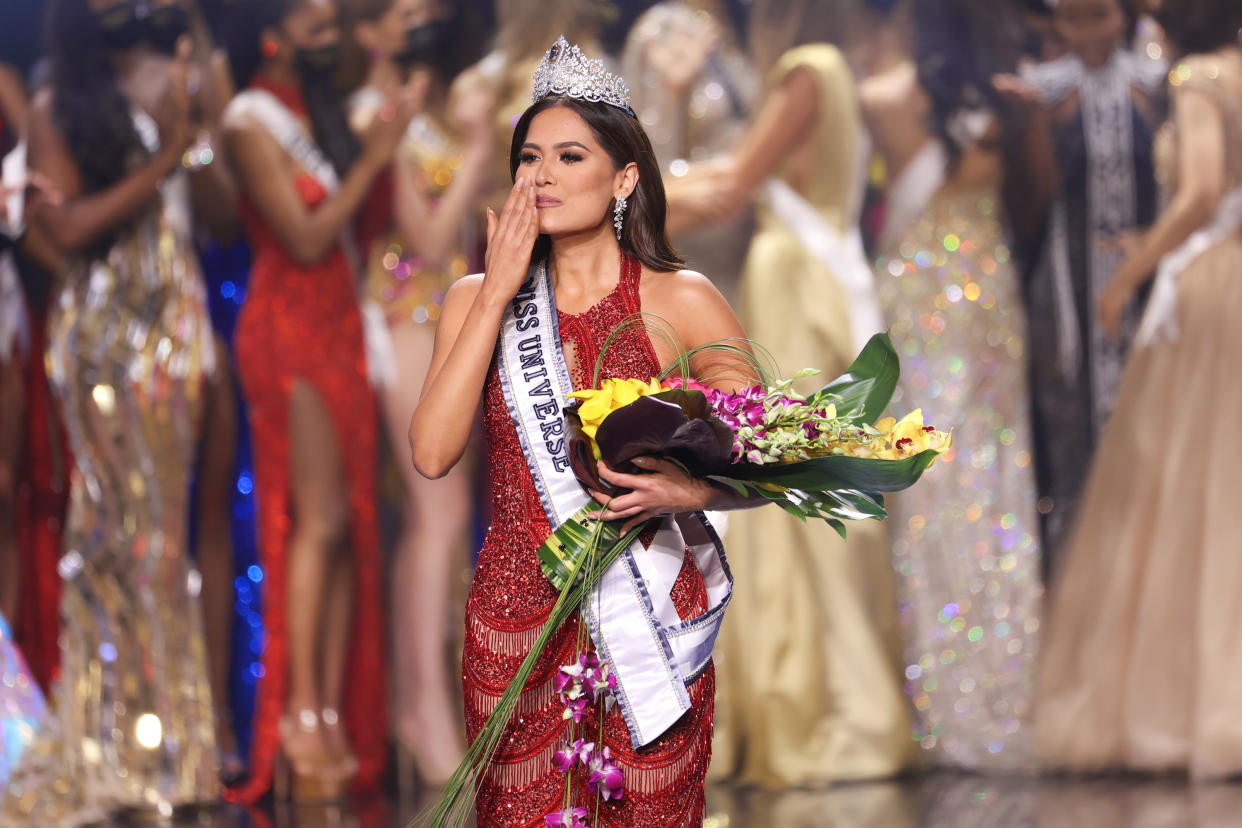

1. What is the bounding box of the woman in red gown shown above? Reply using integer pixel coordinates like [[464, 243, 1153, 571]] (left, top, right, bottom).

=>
[[410, 41, 754, 826], [221, 0, 414, 802]]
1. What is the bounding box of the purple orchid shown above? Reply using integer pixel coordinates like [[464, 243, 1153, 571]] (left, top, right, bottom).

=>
[[587, 661, 619, 707], [545, 807, 590, 827], [553, 738, 594, 773], [561, 694, 589, 723], [587, 746, 625, 802]]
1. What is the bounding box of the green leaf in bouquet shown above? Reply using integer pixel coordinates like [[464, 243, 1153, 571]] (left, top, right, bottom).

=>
[[706, 474, 751, 497], [808, 332, 900, 425], [735, 448, 942, 493]]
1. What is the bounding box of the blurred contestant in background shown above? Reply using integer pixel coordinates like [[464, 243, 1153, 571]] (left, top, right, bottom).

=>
[[2, 0, 231, 821], [341, 0, 491, 786], [1037, 0, 1242, 779], [864, 0, 1043, 772], [1000, 0, 1165, 563], [222, 0, 413, 802], [623, 0, 758, 305], [673, 0, 912, 788]]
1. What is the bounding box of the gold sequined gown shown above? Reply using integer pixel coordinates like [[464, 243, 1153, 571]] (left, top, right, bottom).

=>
[[348, 92, 472, 326], [874, 153, 1042, 770], [2, 121, 217, 824], [1036, 56, 1242, 779], [714, 44, 914, 787]]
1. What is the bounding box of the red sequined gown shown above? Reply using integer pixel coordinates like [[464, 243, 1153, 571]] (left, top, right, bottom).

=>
[[465, 253, 714, 827], [226, 79, 386, 803]]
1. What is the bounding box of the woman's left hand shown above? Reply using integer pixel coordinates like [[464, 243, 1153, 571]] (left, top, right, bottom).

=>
[[589, 457, 714, 534]]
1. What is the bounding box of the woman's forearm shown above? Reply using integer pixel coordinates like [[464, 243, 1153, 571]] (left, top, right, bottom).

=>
[[1118, 189, 1218, 291], [36, 147, 180, 253], [409, 285, 507, 478]]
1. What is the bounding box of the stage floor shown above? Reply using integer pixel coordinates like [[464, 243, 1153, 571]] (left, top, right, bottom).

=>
[[105, 773, 1242, 827]]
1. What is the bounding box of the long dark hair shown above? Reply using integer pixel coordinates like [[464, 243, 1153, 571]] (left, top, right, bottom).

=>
[[509, 96, 684, 273], [45, 0, 144, 194], [1154, 0, 1242, 57], [911, 0, 1024, 169], [224, 0, 359, 177]]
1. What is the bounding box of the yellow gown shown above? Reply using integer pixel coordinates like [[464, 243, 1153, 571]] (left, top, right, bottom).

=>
[[712, 44, 914, 787]]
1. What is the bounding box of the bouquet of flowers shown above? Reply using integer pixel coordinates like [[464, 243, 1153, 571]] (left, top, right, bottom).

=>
[[419, 332, 948, 827], [541, 331, 949, 587]]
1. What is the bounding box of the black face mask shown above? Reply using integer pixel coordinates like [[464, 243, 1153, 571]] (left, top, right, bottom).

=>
[[94, 1, 146, 52], [295, 41, 342, 78], [393, 18, 456, 69], [146, 4, 191, 55]]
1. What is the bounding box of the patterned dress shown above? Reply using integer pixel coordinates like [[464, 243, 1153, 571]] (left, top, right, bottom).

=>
[[464, 254, 714, 826]]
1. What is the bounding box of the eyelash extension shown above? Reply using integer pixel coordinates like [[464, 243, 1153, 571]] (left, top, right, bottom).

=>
[[519, 151, 585, 164]]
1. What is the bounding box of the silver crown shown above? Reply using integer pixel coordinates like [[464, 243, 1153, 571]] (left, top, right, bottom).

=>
[[531, 36, 632, 114]]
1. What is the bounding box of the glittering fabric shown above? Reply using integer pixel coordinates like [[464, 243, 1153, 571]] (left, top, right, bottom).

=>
[[466, 253, 714, 826], [874, 185, 1043, 771], [225, 157, 387, 802], [0, 612, 45, 788], [360, 110, 470, 327], [3, 170, 219, 825]]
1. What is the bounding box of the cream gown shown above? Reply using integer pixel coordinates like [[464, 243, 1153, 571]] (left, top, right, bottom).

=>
[[1036, 54, 1242, 779], [874, 124, 1043, 771], [713, 44, 913, 787]]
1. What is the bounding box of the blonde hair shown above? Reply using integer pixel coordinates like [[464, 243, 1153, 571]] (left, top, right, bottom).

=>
[[494, 0, 602, 64]]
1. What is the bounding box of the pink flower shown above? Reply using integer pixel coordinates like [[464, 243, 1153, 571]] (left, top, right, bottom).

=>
[[587, 746, 625, 802], [587, 661, 618, 705], [662, 375, 712, 394], [553, 738, 593, 773], [545, 807, 590, 827], [561, 694, 589, 723]]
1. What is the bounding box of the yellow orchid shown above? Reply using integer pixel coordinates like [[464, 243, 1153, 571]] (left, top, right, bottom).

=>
[[568, 377, 664, 456], [838, 410, 952, 461]]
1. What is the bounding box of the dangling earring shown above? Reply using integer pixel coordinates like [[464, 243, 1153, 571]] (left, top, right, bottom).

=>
[[262, 39, 280, 59], [613, 195, 628, 241]]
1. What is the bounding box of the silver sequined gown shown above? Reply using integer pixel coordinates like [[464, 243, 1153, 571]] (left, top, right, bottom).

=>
[[2, 114, 218, 824], [875, 178, 1043, 771]]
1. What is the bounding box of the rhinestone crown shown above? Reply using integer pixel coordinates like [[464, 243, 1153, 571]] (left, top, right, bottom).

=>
[[531, 36, 633, 114]]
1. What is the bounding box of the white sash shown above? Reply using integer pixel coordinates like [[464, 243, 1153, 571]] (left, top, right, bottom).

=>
[[880, 139, 948, 250], [1135, 185, 1242, 348], [763, 129, 884, 355], [0, 139, 27, 361], [224, 89, 397, 387], [497, 259, 732, 748]]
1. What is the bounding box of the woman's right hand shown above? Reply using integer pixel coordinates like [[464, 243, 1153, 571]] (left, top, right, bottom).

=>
[[360, 76, 425, 169], [481, 177, 539, 303], [154, 43, 196, 157]]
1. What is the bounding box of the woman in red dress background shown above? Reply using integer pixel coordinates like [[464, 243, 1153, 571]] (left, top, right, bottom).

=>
[[221, 0, 415, 802], [409, 41, 756, 826]]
